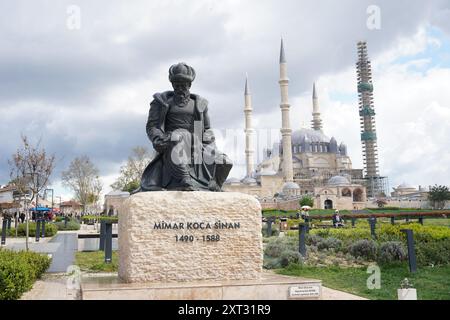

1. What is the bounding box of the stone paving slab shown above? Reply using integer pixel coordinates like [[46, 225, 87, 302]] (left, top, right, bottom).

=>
[[20, 274, 79, 300], [321, 287, 368, 300]]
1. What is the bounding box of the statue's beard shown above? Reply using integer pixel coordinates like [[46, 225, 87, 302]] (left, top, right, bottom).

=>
[[174, 89, 191, 107]]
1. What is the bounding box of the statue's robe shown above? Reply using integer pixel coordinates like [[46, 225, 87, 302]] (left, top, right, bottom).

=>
[[140, 91, 232, 191]]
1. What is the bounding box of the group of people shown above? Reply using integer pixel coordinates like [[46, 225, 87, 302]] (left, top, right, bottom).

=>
[[297, 208, 345, 228]]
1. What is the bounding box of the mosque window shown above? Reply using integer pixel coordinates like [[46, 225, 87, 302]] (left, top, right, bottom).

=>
[[342, 188, 352, 197]]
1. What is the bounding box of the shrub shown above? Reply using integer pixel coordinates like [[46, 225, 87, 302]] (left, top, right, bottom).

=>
[[299, 196, 314, 208], [55, 220, 80, 231], [317, 237, 342, 251], [264, 237, 297, 257], [348, 239, 378, 261], [279, 250, 303, 267], [263, 257, 282, 270], [378, 241, 407, 264], [15, 222, 58, 237], [416, 239, 450, 266], [306, 234, 323, 246], [0, 250, 51, 300], [311, 227, 372, 242], [262, 224, 280, 237]]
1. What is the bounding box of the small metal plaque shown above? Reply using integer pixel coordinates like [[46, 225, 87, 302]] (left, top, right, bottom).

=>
[[288, 285, 321, 299]]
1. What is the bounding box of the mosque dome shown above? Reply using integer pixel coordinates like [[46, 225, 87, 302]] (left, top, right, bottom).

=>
[[397, 183, 415, 189], [282, 182, 300, 191], [292, 128, 330, 144], [327, 176, 350, 186]]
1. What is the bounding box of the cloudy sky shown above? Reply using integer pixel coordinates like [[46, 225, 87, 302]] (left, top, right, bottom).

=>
[[1, 0, 449, 201]]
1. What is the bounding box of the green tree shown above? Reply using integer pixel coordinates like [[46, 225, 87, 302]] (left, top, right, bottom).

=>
[[61, 156, 103, 213], [111, 146, 153, 193], [299, 196, 314, 208], [428, 185, 450, 209]]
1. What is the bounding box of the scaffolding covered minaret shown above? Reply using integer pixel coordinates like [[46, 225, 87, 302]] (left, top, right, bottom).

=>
[[356, 41, 387, 198]]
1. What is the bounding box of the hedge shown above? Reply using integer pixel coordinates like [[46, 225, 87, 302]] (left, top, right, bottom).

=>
[[0, 249, 51, 300], [55, 219, 81, 231], [17, 222, 58, 237], [81, 215, 118, 223], [1, 222, 58, 238], [308, 223, 450, 266]]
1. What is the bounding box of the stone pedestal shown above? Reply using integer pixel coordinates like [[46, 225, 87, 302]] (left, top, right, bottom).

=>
[[118, 191, 263, 283]]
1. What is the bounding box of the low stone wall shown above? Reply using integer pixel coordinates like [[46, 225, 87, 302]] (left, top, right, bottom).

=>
[[260, 199, 300, 211]]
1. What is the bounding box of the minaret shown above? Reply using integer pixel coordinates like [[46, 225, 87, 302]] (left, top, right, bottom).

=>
[[356, 41, 384, 197], [244, 75, 255, 177], [311, 82, 323, 131], [279, 38, 294, 182]]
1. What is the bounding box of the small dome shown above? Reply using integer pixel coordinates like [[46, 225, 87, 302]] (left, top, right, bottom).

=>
[[224, 177, 241, 184], [328, 176, 350, 186], [242, 177, 257, 185], [282, 182, 300, 190], [397, 183, 415, 189]]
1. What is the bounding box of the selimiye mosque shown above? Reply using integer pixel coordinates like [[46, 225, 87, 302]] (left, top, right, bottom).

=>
[[223, 39, 368, 210], [100, 39, 436, 213]]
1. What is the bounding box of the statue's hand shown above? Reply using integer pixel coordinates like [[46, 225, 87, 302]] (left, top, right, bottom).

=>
[[153, 133, 172, 153]]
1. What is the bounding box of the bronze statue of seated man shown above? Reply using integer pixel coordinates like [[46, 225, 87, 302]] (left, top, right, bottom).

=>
[[138, 62, 232, 192]]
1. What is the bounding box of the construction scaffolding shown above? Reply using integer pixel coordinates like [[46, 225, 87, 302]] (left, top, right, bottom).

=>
[[356, 41, 387, 198]]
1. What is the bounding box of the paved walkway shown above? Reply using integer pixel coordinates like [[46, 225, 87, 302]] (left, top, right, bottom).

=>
[[21, 273, 368, 300], [5, 231, 78, 273], [47, 233, 78, 272], [20, 274, 79, 300], [322, 287, 368, 300]]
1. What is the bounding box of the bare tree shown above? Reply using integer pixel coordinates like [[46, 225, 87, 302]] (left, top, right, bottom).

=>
[[8, 135, 55, 250], [111, 146, 153, 192], [61, 155, 103, 213]]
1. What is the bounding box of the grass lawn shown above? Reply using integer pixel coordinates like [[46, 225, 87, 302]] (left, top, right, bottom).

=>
[[278, 263, 450, 300], [75, 251, 118, 273]]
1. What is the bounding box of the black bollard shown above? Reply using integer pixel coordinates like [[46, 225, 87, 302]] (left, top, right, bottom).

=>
[[305, 218, 310, 234], [298, 223, 307, 257], [401, 229, 417, 273], [418, 216, 424, 225], [1, 218, 7, 245], [267, 219, 273, 237], [369, 217, 377, 239], [99, 220, 106, 251], [41, 219, 46, 238], [35, 219, 41, 242], [351, 217, 356, 228], [104, 222, 113, 263], [391, 216, 395, 225]]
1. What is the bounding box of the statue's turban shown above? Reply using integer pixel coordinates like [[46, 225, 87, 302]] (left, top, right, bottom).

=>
[[169, 62, 196, 83]]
